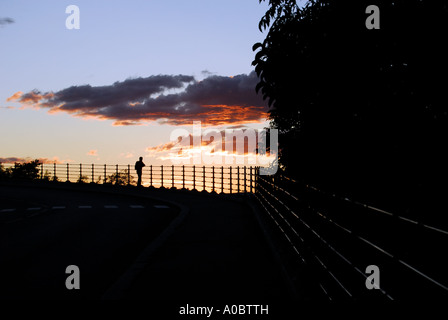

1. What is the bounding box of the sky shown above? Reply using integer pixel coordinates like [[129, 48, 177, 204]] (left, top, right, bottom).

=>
[[0, 0, 271, 166]]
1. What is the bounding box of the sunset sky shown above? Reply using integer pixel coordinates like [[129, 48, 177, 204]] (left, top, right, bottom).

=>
[[0, 0, 271, 165]]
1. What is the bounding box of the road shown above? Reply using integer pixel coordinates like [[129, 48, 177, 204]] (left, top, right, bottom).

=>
[[0, 184, 178, 299]]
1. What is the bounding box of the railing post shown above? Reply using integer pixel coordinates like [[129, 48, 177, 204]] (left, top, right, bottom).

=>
[[161, 165, 164, 188], [182, 165, 185, 189], [221, 166, 224, 193], [40, 163, 43, 179], [172, 165, 175, 188], [66, 163, 69, 182], [91, 164, 94, 183], [150, 165, 153, 187], [104, 164, 107, 184], [127, 164, 130, 186], [203, 165, 205, 191], [244, 166, 247, 193], [115, 164, 118, 185], [254, 166, 257, 193], [79, 164, 82, 183], [193, 165, 196, 190], [250, 166, 253, 193], [237, 166, 240, 193], [256, 167, 259, 194], [53, 163, 56, 181], [212, 166, 215, 192], [229, 166, 232, 194]]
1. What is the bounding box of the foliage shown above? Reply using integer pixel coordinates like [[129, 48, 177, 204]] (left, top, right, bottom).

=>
[[76, 175, 89, 183], [253, 0, 448, 192], [0, 163, 7, 180], [1, 160, 42, 180], [0, 162, 137, 186], [105, 170, 135, 186], [41, 170, 59, 182]]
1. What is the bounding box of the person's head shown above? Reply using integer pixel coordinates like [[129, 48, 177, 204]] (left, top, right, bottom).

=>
[[139, 156, 143, 161]]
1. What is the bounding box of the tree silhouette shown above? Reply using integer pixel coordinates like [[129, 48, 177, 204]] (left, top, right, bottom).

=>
[[0, 163, 7, 180], [0, 160, 41, 180], [105, 169, 135, 186], [253, 0, 448, 195]]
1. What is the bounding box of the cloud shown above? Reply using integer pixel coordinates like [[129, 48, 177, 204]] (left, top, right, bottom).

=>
[[87, 150, 98, 156], [146, 128, 266, 163], [0, 156, 71, 164], [120, 152, 134, 159], [147, 141, 179, 153], [8, 72, 268, 126], [0, 17, 14, 27], [146, 133, 216, 156], [6, 91, 22, 101]]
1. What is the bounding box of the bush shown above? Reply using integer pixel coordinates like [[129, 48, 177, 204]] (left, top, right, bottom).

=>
[[8, 160, 41, 180], [106, 170, 135, 186], [0, 163, 9, 180], [76, 175, 89, 183]]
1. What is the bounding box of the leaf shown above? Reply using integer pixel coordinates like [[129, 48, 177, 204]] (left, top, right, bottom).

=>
[[252, 42, 263, 52], [254, 50, 266, 62]]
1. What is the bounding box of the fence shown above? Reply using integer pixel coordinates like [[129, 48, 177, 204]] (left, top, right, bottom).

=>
[[1, 163, 258, 194], [254, 174, 448, 300]]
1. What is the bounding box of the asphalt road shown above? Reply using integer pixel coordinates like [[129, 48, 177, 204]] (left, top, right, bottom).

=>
[[0, 184, 178, 299]]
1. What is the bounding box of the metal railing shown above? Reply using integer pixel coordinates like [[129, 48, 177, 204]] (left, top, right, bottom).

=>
[[254, 174, 448, 300], [1, 163, 257, 194]]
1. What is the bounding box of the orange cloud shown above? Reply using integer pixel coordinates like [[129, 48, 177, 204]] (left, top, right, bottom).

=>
[[87, 150, 98, 156], [0, 156, 72, 164], [6, 91, 23, 101], [119, 152, 135, 159], [10, 91, 54, 104], [147, 141, 179, 153], [112, 120, 146, 126], [146, 127, 268, 165]]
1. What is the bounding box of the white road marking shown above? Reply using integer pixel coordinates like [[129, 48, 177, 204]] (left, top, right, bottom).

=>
[[79, 206, 92, 209], [130, 205, 145, 209], [52, 206, 66, 210], [27, 207, 41, 211], [1, 209, 16, 213], [104, 205, 118, 209], [154, 205, 170, 209]]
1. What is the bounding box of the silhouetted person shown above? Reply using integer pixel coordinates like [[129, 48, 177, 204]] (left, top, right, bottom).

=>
[[135, 156, 146, 187]]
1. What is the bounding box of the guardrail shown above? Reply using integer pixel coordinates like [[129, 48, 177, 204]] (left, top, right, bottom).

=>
[[1, 163, 258, 194], [254, 174, 448, 300]]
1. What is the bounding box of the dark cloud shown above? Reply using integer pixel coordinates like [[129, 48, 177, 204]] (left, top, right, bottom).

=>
[[0, 17, 14, 27], [0, 157, 65, 164], [8, 72, 268, 126]]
